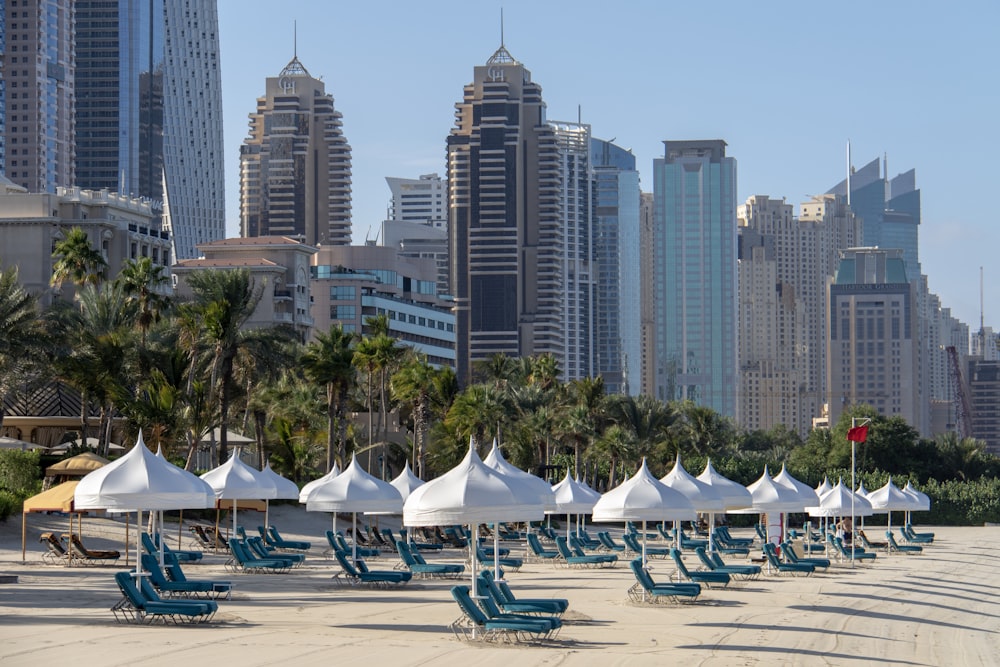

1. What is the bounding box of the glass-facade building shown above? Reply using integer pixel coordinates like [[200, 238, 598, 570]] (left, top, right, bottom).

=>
[[653, 140, 737, 417], [592, 137, 641, 395], [74, 0, 225, 261]]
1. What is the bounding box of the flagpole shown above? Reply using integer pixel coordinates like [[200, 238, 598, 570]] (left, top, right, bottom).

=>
[[849, 417, 871, 569]]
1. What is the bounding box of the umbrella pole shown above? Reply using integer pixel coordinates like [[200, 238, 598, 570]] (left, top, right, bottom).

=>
[[159, 511, 165, 569], [125, 512, 130, 567], [21, 511, 26, 562], [566, 513, 571, 541], [178, 510, 183, 549], [470, 524, 479, 639], [135, 509, 142, 577], [707, 512, 715, 555], [265, 500, 270, 537], [352, 512, 358, 564], [232, 499, 238, 541]]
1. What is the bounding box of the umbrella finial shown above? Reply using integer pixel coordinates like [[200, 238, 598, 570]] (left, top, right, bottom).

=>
[[136, 430, 146, 450]]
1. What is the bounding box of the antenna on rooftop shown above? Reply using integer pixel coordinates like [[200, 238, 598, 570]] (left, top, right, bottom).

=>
[[500, 8, 505, 48], [846, 140, 851, 207], [294, 20, 297, 58], [981, 266, 985, 335]]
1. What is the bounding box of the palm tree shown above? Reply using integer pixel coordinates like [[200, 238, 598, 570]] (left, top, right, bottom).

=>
[[392, 353, 457, 478], [185, 269, 263, 465], [50, 226, 107, 296], [301, 324, 356, 471], [0, 265, 40, 430], [587, 424, 636, 490], [115, 257, 170, 347]]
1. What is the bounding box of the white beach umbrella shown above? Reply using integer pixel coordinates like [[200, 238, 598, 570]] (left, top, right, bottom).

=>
[[201, 450, 279, 539], [548, 469, 602, 540], [403, 438, 545, 597], [697, 459, 753, 511], [259, 463, 300, 530], [815, 477, 833, 497], [773, 464, 820, 509], [483, 439, 556, 510], [592, 458, 695, 567], [0, 436, 46, 451], [661, 456, 724, 551], [75, 431, 215, 573], [306, 454, 403, 562], [299, 463, 341, 504], [744, 467, 804, 513], [812, 479, 873, 517], [901, 481, 931, 512], [390, 461, 425, 502], [866, 478, 914, 548]]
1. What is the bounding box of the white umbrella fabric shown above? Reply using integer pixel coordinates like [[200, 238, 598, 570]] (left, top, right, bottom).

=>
[[741, 466, 803, 547], [0, 436, 46, 450], [696, 459, 753, 553], [390, 461, 425, 502], [75, 431, 215, 573], [661, 456, 724, 551], [592, 459, 695, 567], [200, 450, 278, 540], [866, 478, 914, 550], [483, 440, 556, 510], [299, 463, 341, 503], [306, 454, 403, 562], [773, 464, 820, 508], [403, 439, 545, 595], [548, 469, 601, 540], [260, 463, 300, 530], [815, 477, 833, 497]]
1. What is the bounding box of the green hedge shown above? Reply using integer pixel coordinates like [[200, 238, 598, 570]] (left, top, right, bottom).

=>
[[0, 449, 42, 522]]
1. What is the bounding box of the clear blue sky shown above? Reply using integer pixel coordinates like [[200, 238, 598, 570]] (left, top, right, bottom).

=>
[[218, 0, 1000, 331]]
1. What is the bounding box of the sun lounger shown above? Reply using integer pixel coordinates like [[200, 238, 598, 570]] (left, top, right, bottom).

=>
[[904, 523, 934, 540], [857, 529, 888, 551], [63, 533, 120, 565], [471, 581, 562, 636], [111, 571, 217, 624], [142, 532, 202, 563], [779, 542, 830, 570], [395, 540, 465, 578], [627, 558, 702, 604], [476, 574, 566, 617], [694, 546, 761, 579], [669, 548, 731, 587], [621, 531, 672, 558], [326, 530, 380, 559], [527, 533, 560, 561], [160, 552, 232, 599], [828, 535, 877, 562], [443, 526, 469, 548], [901, 524, 934, 544], [626, 522, 659, 540], [140, 553, 231, 599], [248, 536, 306, 566], [475, 546, 522, 571], [597, 531, 627, 553], [761, 543, 815, 575], [553, 536, 617, 568], [226, 538, 292, 574], [449, 585, 556, 643], [189, 524, 228, 551], [886, 531, 923, 554], [715, 526, 754, 548], [479, 569, 568, 615], [572, 529, 601, 550], [39, 532, 70, 564], [260, 525, 311, 551], [331, 548, 411, 587]]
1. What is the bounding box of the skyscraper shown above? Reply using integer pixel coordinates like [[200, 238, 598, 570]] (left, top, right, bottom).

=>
[[73, 0, 226, 262], [240, 54, 351, 247], [826, 247, 921, 429], [2, 0, 74, 193], [447, 42, 562, 384], [592, 137, 641, 395], [652, 140, 737, 416], [382, 173, 449, 296]]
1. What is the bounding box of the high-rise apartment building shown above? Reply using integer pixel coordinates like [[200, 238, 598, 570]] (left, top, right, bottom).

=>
[[826, 247, 921, 429], [738, 194, 861, 435], [382, 173, 449, 295], [73, 0, 226, 262], [240, 54, 351, 247], [592, 137, 641, 395], [447, 43, 562, 384], [639, 191, 656, 397], [652, 140, 737, 416], [0, 1, 6, 169], [2, 0, 74, 193]]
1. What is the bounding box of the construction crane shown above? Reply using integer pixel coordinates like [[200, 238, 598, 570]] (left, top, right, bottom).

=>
[[946, 345, 973, 438]]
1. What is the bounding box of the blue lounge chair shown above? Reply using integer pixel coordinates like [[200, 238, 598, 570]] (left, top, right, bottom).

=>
[[597, 531, 627, 553], [627, 558, 702, 603], [395, 540, 464, 578], [471, 582, 562, 636], [527, 533, 560, 561], [694, 546, 761, 580], [761, 543, 815, 575], [160, 552, 232, 599], [443, 526, 469, 548], [621, 531, 672, 558], [449, 585, 555, 643], [669, 548, 731, 587], [332, 549, 411, 587], [479, 569, 569, 615], [780, 542, 830, 570], [260, 525, 311, 551], [475, 546, 523, 572], [141, 554, 231, 599], [828, 535, 877, 562], [555, 536, 617, 568], [573, 529, 601, 550], [327, 530, 380, 559], [476, 575, 566, 618], [901, 524, 934, 544], [111, 571, 216, 624], [716, 526, 754, 547], [248, 536, 306, 566], [142, 532, 202, 563], [887, 531, 923, 554], [226, 538, 292, 573], [626, 522, 659, 540]]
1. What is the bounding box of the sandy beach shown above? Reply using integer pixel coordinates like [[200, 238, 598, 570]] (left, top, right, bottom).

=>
[[2, 507, 997, 666]]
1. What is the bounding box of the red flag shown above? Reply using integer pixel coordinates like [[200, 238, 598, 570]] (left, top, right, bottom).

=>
[[847, 425, 869, 443]]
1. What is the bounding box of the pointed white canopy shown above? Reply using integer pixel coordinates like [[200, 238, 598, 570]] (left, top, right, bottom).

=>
[[298, 463, 341, 503], [75, 432, 215, 511], [697, 459, 752, 511], [773, 464, 820, 508], [815, 477, 833, 496], [808, 479, 873, 517], [483, 439, 556, 510], [260, 463, 300, 500], [305, 454, 402, 514], [390, 461, 425, 502], [660, 456, 725, 512], [403, 441, 545, 526], [743, 466, 804, 512], [200, 450, 278, 501], [592, 459, 696, 522], [856, 481, 869, 496], [902, 481, 931, 512], [867, 478, 915, 512], [549, 469, 601, 515]]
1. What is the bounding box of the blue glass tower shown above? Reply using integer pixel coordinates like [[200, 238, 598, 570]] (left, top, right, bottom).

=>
[[653, 140, 738, 416]]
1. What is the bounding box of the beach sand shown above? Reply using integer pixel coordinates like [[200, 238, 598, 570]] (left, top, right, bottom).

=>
[[2, 506, 997, 666]]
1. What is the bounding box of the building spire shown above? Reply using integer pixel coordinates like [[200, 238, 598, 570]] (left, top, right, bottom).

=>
[[487, 8, 519, 65], [279, 21, 310, 77]]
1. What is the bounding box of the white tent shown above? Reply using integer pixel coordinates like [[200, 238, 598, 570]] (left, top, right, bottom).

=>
[[866, 478, 916, 549], [201, 450, 279, 539], [390, 461, 425, 502], [592, 459, 695, 566], [483, 440, 556, 510], [773, 464, 820, 508], [697, 459, 752, 510], [815, 477, 833, 497], [299, 463, 341, 503], [902, 481, 931, 512], [260, 463, 300, 529], [660, 456, 724, 551], [306, 454, 403, 562], [741, 466, 803, 546], [548, 470, 601, 540]]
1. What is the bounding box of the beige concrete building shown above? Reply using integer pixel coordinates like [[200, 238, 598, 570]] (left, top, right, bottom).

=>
[[0, 185, 169, 306], [172, 236, 317, 341], [639, 191, 656, 398], [240, 55, 351, 247]]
